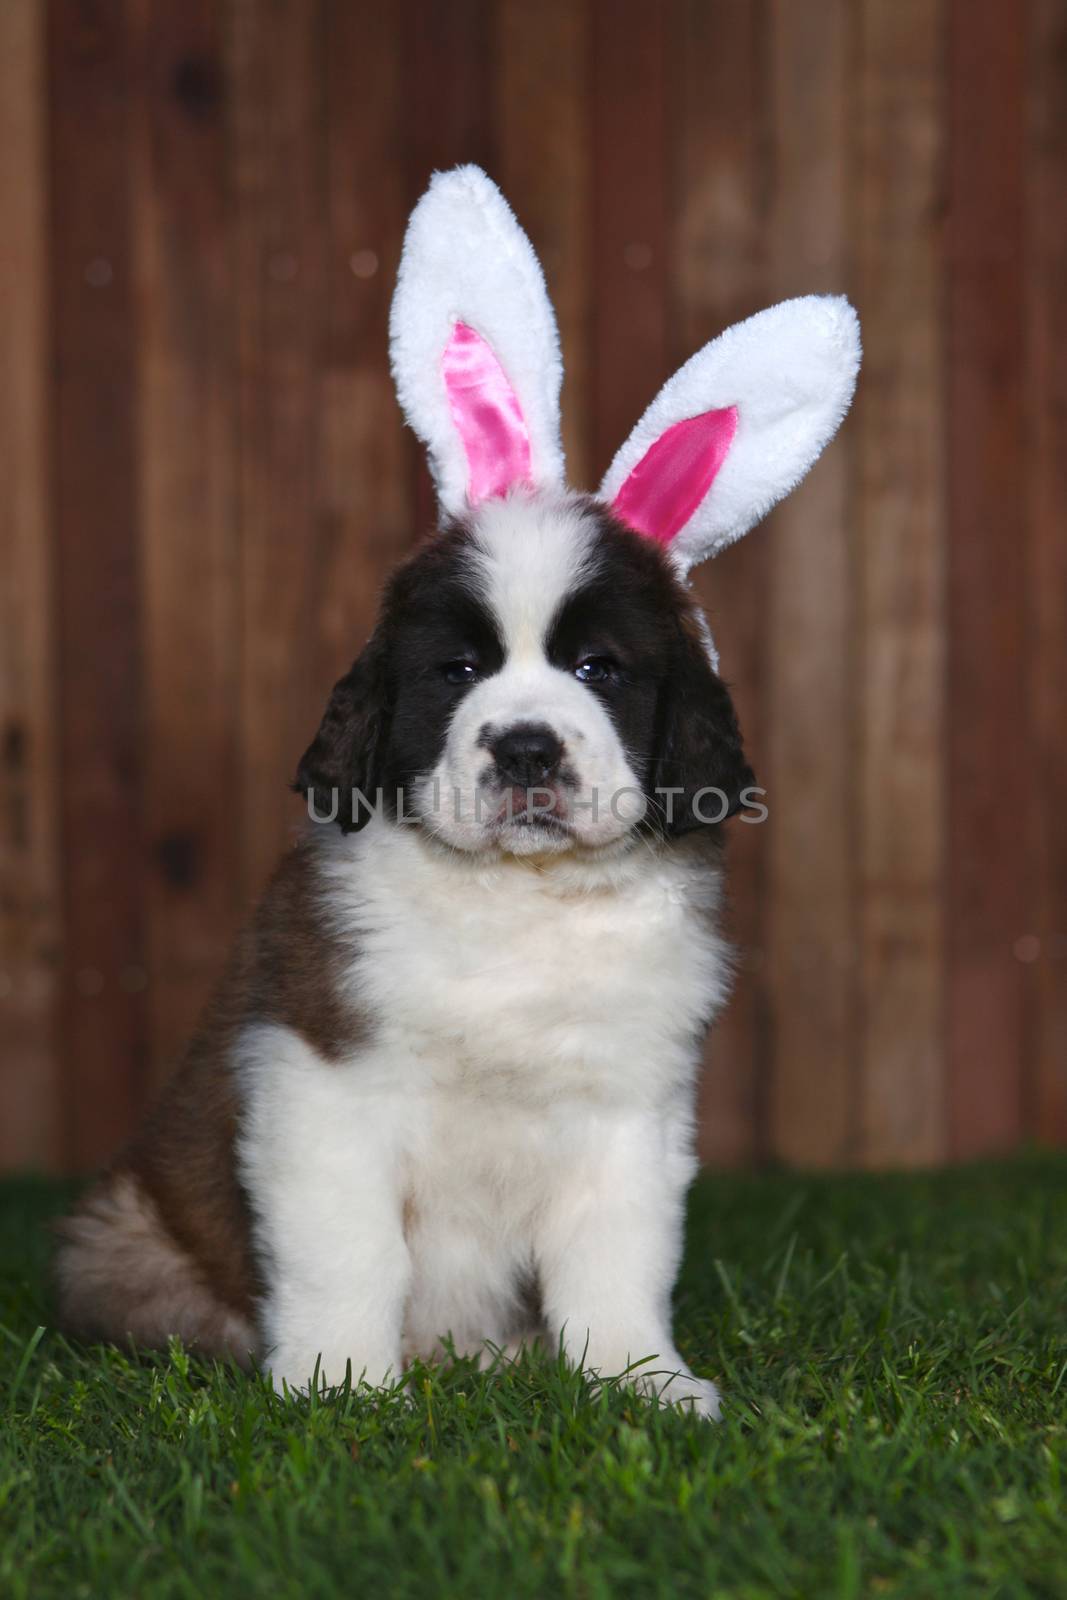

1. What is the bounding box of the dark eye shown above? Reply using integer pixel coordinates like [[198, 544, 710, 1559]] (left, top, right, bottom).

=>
[[574, 655, 616, 685], [441, 659, 479, 686]]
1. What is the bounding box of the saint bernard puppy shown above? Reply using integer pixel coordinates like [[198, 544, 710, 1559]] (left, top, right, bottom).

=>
[[56, 169, 859, 1420]]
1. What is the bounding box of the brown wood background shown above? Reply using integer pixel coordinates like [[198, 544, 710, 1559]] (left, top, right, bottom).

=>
[[2, 0, 1065, 1175]]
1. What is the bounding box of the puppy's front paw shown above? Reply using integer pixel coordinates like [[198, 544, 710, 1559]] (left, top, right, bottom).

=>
[[652, 1368, 721, 1420], [625, 1358, 721, 1421]]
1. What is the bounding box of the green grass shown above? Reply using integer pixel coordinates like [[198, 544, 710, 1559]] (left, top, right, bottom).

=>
[[2, 1160, 1065, 1599]]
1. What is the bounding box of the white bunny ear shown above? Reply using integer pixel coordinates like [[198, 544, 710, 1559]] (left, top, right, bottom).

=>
[[599, 296, 861, 573], [389, 165, 565, 520]]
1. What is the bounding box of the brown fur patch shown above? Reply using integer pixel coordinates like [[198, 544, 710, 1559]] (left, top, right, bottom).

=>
[[243, 836, 367, 1061], [54, 1173, 256, 1362]]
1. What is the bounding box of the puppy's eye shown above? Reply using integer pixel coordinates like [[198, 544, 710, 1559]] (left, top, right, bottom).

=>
[[574, 655, 616, 685], [441, 659, 479, 686]]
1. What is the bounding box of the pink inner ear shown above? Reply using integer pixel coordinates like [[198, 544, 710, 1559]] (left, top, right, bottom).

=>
[[442, 321, 532, 504], [611, 406, 739, 545]]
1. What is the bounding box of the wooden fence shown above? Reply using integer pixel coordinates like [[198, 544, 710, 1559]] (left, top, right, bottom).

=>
[[2, 0, 1065, 1174]]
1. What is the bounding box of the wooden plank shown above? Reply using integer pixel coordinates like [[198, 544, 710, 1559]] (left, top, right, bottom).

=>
[[1026, 0, 1067, 1145], [764, 0, 857, 1167], [229, 0, 325, 897], [407, 0, 491, 188], [48, 0, 147, 1170], [130, 0, 241, 1092], [313, 1, 413, 695], [670, 0, 772, 1166], [0, 0, 62, 1171], [494, 0, 592, 489], [590, 0, 670, 482], [855, 0, 947, 1166], [946, 0, 1027, 1158]]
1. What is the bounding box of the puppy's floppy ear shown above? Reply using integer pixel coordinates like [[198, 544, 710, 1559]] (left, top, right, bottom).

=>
[[293, 635, 389, 833], [653, 619, 755, 836]]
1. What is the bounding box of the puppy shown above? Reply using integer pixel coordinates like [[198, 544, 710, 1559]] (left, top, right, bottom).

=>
[[55, 169, 859, 1419]]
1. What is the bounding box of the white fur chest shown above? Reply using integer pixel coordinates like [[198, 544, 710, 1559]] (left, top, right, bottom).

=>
[[316, 821, 731, 1113], [236, 822, 734, 1388]]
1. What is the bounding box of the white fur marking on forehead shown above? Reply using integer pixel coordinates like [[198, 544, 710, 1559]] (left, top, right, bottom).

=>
[[467, 492, 599, 659]]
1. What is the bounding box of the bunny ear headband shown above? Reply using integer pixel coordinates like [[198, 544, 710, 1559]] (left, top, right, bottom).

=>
[[390, 166, 860, 658]]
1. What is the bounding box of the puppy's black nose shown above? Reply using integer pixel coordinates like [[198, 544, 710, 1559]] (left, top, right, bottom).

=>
[[490, 723, 564, 786]]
